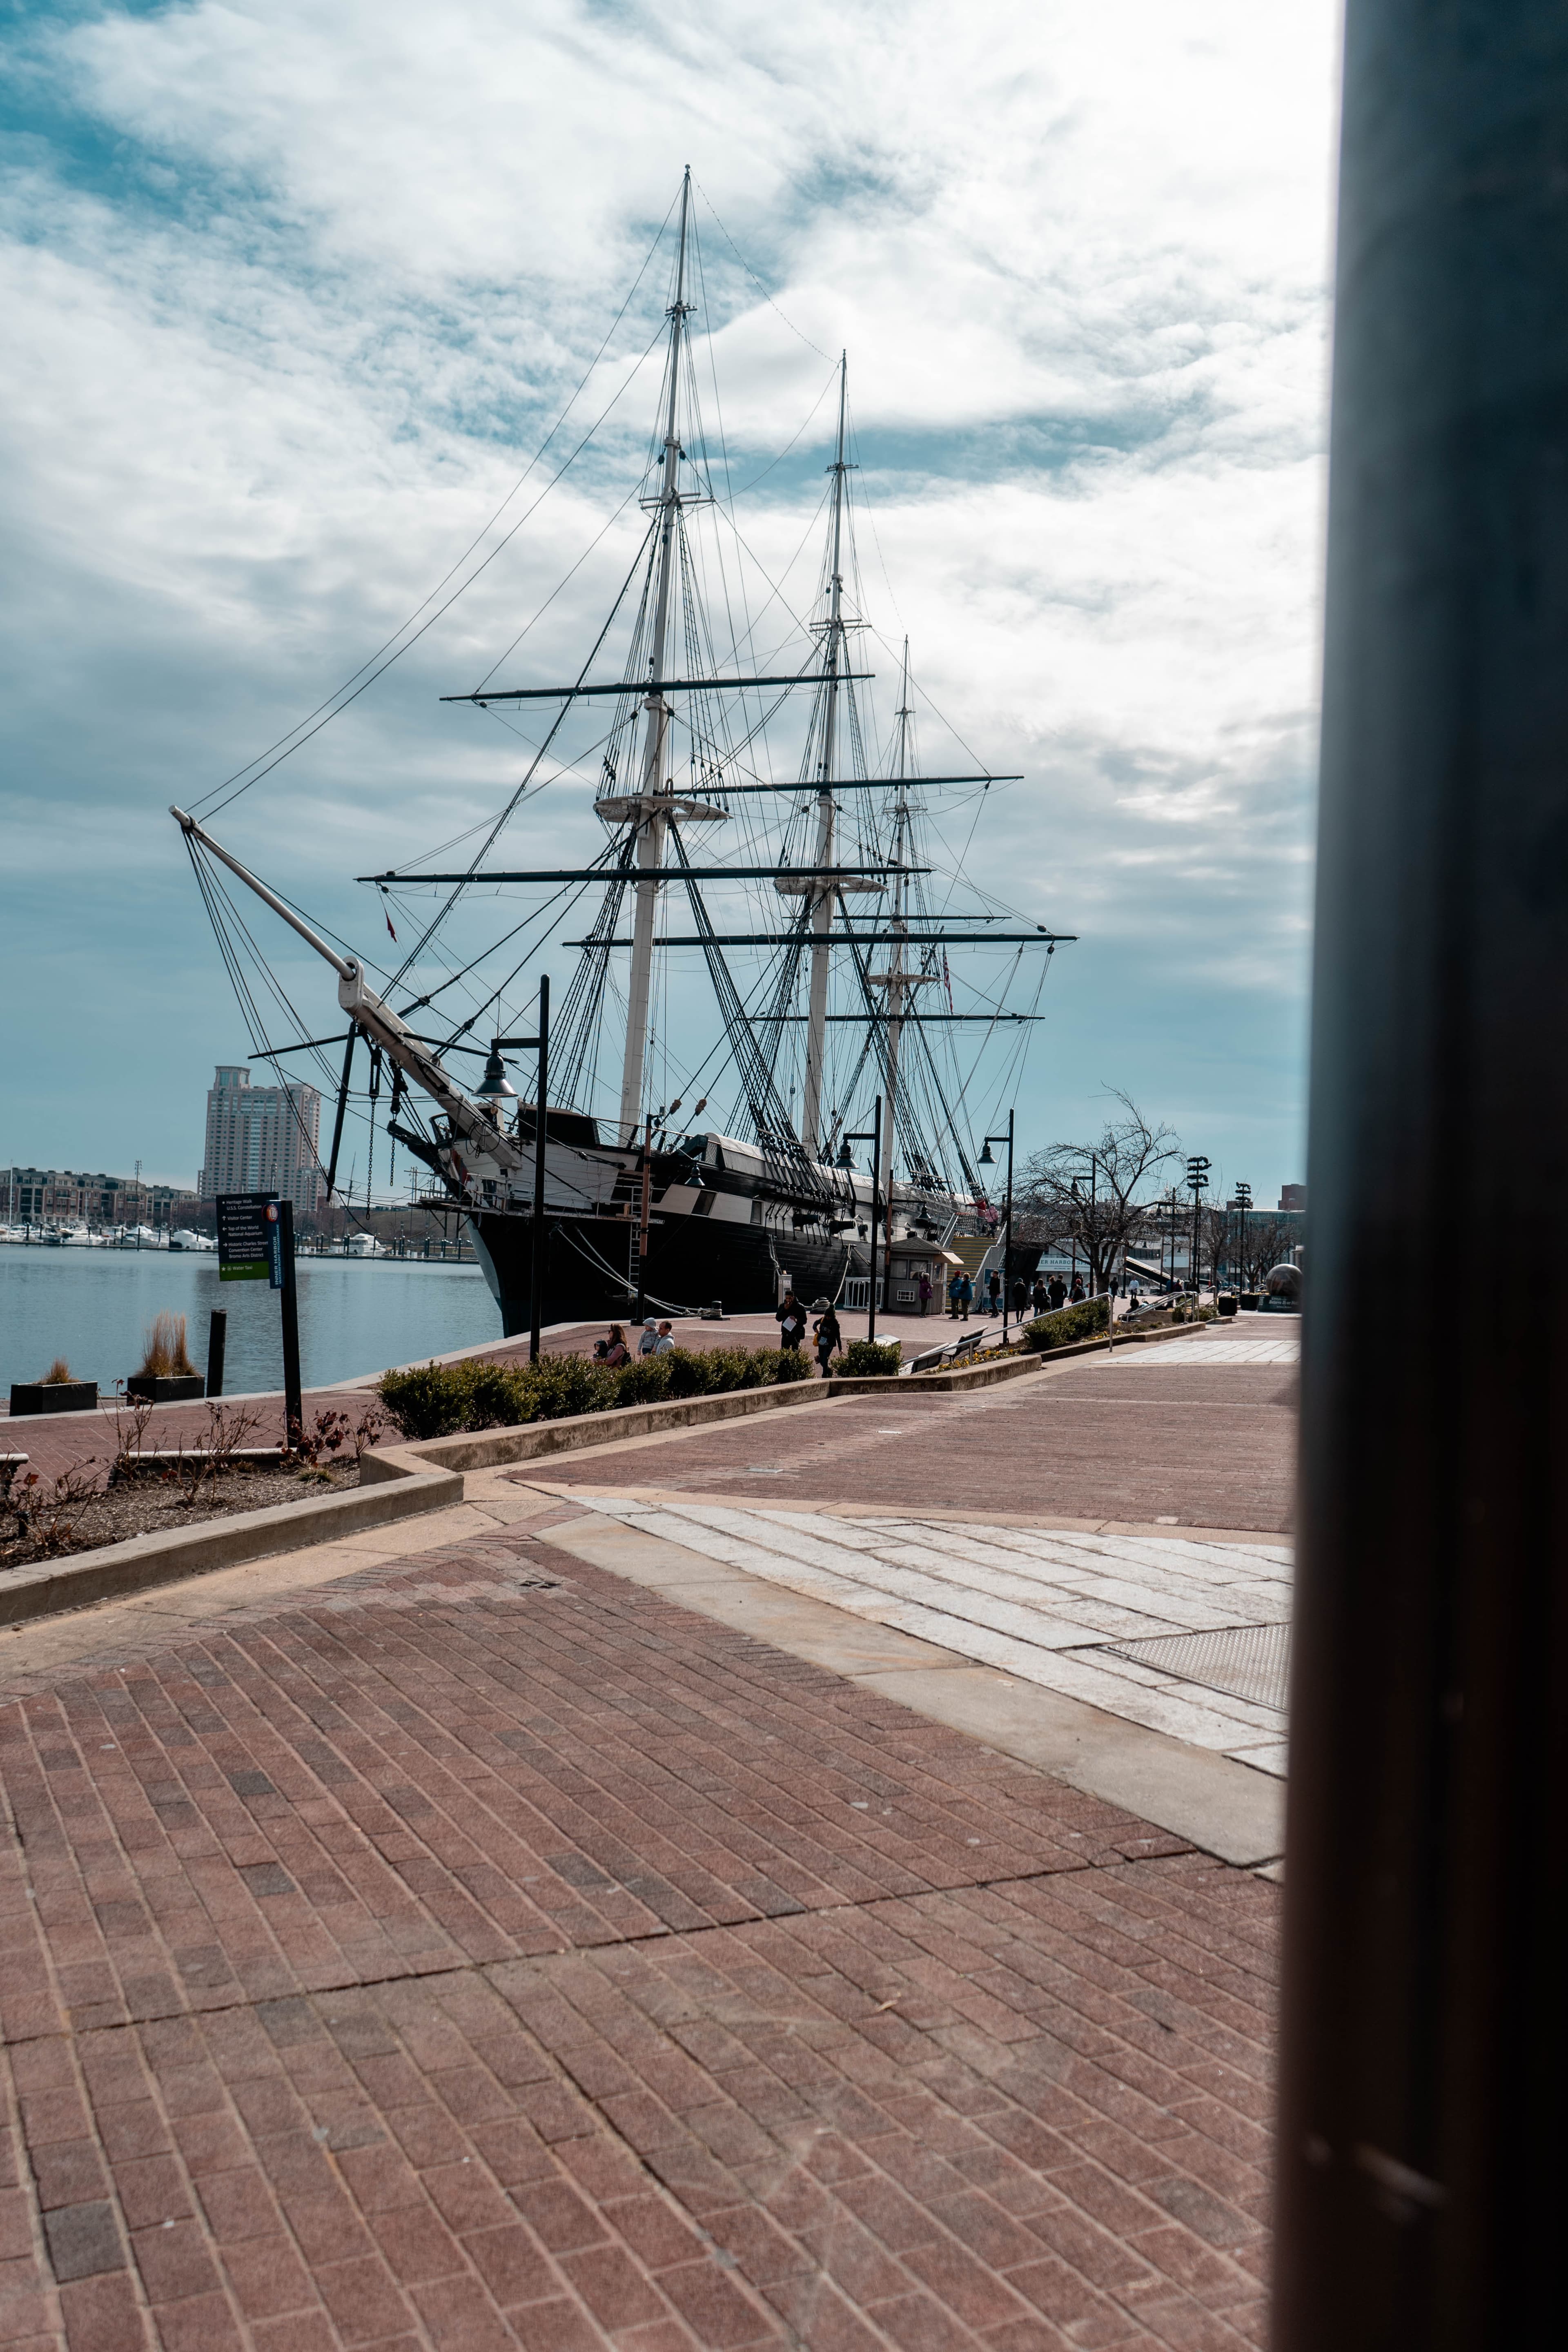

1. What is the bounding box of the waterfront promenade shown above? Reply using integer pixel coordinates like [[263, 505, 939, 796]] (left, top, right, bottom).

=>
[[0, 1325, 1291, 2349], [1, 1313, 1012, 1490]]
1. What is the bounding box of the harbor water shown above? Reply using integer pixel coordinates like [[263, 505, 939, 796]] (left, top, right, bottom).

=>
[[0, 1248, 501, 1398]]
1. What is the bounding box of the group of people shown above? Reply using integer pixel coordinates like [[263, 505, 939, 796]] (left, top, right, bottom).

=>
[[944, 1267, 1084, 1321], [592, 1317, 676, 1366], [591, 1296, 846, 1378], [590, 1262, 1095, 1376], [775, 1290, 843, 1376]]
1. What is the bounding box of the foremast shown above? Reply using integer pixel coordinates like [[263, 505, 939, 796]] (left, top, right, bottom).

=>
[[617, 167, 693, 1147], [800, 355, 851, 1156]]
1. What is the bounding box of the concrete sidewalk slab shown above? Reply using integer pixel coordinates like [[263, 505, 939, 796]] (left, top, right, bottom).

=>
[[534, 1506, 1285, 1873]]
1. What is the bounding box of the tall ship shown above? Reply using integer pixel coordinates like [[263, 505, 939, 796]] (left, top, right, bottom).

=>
[[173, 173, 1070, 1335]]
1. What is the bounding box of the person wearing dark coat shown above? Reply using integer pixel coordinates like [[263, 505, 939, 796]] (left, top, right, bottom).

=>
[[775, 1290, 807, 1351]]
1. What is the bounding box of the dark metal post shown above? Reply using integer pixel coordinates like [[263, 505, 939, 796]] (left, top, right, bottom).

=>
[[205, 1309, 227, 1400], [867, 1096, 881, 1345], [633, 1130, 652, 1325], [324, 1025, 356, 1198], [529, 976, 549, 1365], [1003, 1108, 1015, 1338], [277, 1200, 303, 1443], [1277, 5, 1568, 2345], [1088, 1150, 1096, 1299]]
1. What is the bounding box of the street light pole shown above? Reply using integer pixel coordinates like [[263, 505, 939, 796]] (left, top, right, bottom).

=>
[[837, 1097, 883, 1343], [1232, 1179, 1252, 1295], [1186, 1155, 1211, 1296], [492, 974, 551, 1363], [980, 1110, 1016, 1337]]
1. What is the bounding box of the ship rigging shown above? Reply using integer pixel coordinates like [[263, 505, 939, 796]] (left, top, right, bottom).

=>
[[172, 168, 1073, 1335]]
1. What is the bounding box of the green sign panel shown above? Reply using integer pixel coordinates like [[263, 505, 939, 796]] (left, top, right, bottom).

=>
[[216, 1191, 278, 1282]]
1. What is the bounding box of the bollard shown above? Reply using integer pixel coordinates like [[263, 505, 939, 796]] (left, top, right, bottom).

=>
[[205, 1308, 227, 1399]]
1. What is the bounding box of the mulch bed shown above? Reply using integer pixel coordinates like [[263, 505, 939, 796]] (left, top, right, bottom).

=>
[[0, 1459, 360, 1572]]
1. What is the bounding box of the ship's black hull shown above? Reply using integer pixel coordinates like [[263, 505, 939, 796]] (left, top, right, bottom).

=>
[[468, 1208, 853, 1339]]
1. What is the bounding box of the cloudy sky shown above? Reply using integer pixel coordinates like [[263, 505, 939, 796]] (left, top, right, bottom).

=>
[[2, 0, 1339, 1207]]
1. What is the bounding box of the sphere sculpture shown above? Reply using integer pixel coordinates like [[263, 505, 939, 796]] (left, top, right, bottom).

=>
[[1264, 1260, 1302, 1300]]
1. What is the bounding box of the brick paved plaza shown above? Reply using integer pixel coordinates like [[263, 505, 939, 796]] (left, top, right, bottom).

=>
[[0, 1332, 1289, 2348]]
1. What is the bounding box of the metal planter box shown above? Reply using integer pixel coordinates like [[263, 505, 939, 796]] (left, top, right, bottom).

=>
[[125, 1375, 207, 1404], [9, 1382, 98, 1417]]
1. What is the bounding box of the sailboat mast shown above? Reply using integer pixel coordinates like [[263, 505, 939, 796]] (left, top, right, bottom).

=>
[[617, 167, 691, 1147], [800, 352, 849, 1158], [880, 636, 913, 1214]]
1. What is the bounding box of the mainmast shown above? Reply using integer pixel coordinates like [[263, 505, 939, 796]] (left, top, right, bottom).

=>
[[617, 167, 692, 1147], [799, 354, 849, 1157], [870, 639, 934, 1218]]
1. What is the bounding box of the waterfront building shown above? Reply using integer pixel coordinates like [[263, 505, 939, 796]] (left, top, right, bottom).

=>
[[2, 1166, 200, 1228], [197, 1066, 322, 1212]]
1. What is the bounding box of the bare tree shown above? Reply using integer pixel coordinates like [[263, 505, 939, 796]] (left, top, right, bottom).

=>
[[1198, 1200, 1300, 1290], [1016, 1094, 1182, 1294], [1237, 1212, 1300, 1290]]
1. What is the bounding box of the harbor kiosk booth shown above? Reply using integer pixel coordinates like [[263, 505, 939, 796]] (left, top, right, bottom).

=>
[[848, 1235, 956, 1314]]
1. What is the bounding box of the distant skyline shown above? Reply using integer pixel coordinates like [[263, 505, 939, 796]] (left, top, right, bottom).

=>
[[2, 2, 1337, 1205]]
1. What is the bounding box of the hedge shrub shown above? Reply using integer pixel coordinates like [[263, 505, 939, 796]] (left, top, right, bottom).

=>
[[840, 1338, 904, 1379], [379, 1344, 810, 1440], [1019, 1295, 1112, 1354]]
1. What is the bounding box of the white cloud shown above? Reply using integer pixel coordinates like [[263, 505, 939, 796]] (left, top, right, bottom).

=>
[[0, 0, 1336, 1200]]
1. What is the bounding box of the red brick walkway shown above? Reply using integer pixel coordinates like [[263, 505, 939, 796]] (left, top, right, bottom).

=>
[[539, 1365, 1297, 1535], [0, 1524, 1275, 2349]]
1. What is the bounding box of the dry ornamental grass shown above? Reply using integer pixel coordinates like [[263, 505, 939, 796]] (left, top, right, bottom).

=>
[[136, 1310, 196, 1378]]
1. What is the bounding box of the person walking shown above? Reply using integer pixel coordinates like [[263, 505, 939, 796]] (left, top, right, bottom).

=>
[[811, 1296, 841, 1378], [1069, 1273, 1085, 1304], [917, 1269, 932, 1315], [1031, 1274, 1049, 1317], [948, 1270, 964, 1319], [1012, 1275, 1029, 1319], [1048, 1274, 1067, 1311], [987, 1270, 1002, 1320], [775, 1289, 807, 1351], [958, 1272, 973, 1321]]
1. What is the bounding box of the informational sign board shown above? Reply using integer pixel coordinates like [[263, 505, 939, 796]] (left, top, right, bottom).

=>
[[265, 1199, 285, 1291], [216, 1191, 278, 1283]]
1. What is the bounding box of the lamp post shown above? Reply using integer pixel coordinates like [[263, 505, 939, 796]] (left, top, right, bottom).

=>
[[837, 1096, 883, 1342], [978, 1109, 1016, 1336], [1185, 1154, 1211, 1296], [487, 975, 551, 1363], [1232, 1179, 1252, 1292]]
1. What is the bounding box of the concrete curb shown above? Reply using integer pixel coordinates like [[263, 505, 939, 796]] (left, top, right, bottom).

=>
[[826, 1319, 1206, 1394], [0, 1452, 464, 1628], [398, 1378, 822, 1473], [827, 1352, 1045, 1396]]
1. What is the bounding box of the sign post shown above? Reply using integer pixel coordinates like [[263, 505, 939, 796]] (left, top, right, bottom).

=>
[[270, 1199, 303, 1444], [215, 1189, 303, 1441]]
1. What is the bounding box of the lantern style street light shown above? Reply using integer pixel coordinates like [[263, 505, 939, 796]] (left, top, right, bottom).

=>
[[978, 1107, 1016, 1336], [490, 975, 551, 1363], [837, 1096, 884, 1342]]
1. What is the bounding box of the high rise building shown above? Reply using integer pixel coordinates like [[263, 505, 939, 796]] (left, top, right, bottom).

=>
[[198, 1066, 322, 1214]]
